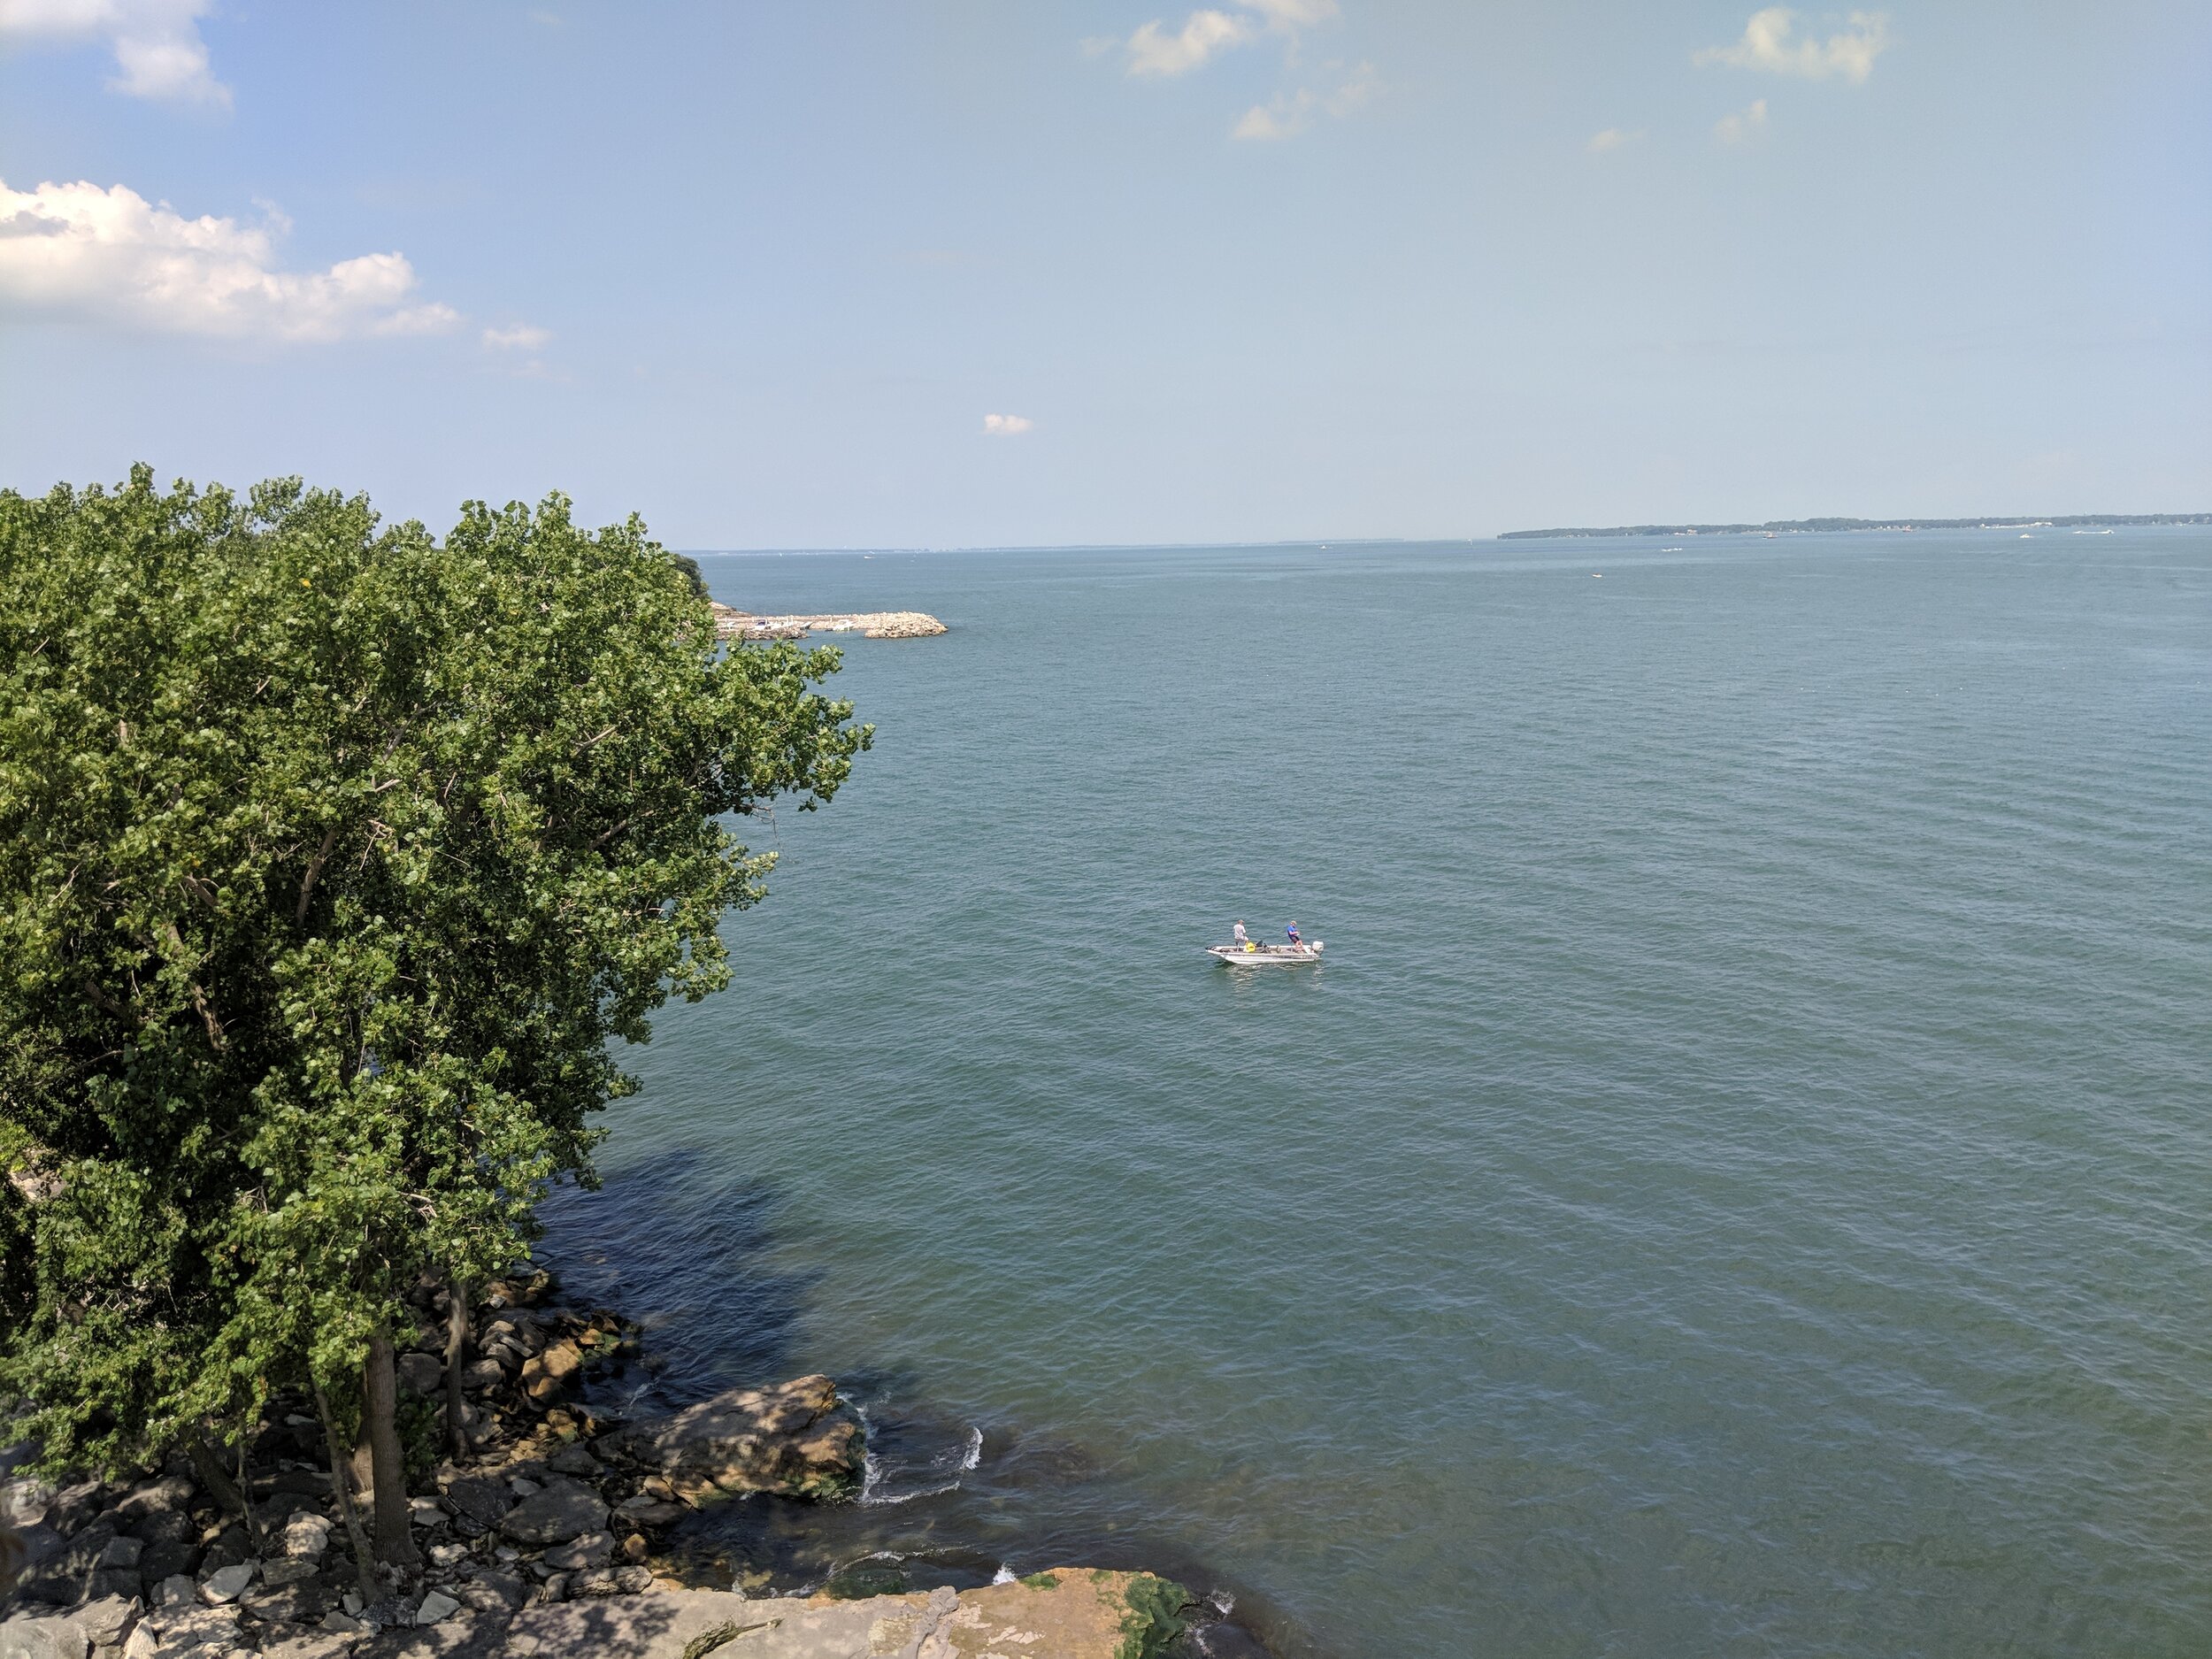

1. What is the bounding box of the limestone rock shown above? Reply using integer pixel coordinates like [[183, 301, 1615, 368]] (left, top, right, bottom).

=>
[[151, 1576, 196, 1609], [437, 1478, 512, 1530], [498, 1570, 1189, 1659], [44, 1482, 105, 1538], [537, 1533, 611, 1573], [121, 1624, 158, 1659], [610, 1494, 686, 1530], [496, 1480, 606, 1547], [93, 1537, 142, 1571], [518, 1340, 582, 1403], [142, 1603, 241, 1650], [414, 1593, 460, 1627], [609, 1375, 862, 1502], [112, 1479, 194, 1522], [282, 1513, 333, 1558], [258, 1633, 356, 1659], [68, 1595, 137, 1647], [197, 1562, 255, 1604], [0, 1609, 91, 1659]]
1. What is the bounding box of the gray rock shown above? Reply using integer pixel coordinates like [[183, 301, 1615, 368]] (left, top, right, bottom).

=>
[[457, 1362, 503, 1393], [243, 1583, 334, 1627], [281, 1514, 333, 1558], [610, 1494, 687, 1531], [455, 1572, 525, 1616], [45, 1482, 106, 1538], [0, 1610, 91, 1659], [542, 1446, 597, 1479], [196, 1563, 255, 1604], [141, 1604, 240, 1650], [413, 1593, 459, 1627], [112, 1479, 194, 1523], [496, 1481, 605, 1548], [150, 1575, 197, 1609], [3, 1476, 57, 1530], [72, 1596, 139, 1647], [94, 1537, 143, 1571], [135, 1540, 200, 1587], [259, 1557, 319, 1587], [121, 1625, 158, 1659], [437, 1479, 511, 1529], [613, 1566, 654, 1595], [84, 1569, 141, 1603], [610, 1375, 861, 1503], [259, 1633, 356, 1659], [537, 1533, 611, 1573], [396, 1354, 444, 1398]]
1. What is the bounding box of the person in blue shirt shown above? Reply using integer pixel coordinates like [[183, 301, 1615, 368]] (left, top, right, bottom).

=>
[[1285, 921, 1302, 946]]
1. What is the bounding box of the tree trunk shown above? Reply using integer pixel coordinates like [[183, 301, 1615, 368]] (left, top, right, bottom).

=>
[[233, 1428, 265, 1557], [187, 1430, 255, 1543], [443, 1277, 471, 1461], [312, 1378, 381, 1605], [363, 1330, 421, 1571]]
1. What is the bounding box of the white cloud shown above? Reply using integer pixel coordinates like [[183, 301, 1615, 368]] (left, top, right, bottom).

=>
[[1696, 8, 1891, 84], [0, 178, 461, 341], [1233, 89, 1314, 141], [1125, 9, 1254, 76], [1233, 61, 1374, 141], [0, 0, 228, 105], [1586, 127, 1643, 154], [1714, 98, 1770, 143], [482, 322, 550, 351], [1240, 0, 1339, 28], [982, 413, 1033, 436]]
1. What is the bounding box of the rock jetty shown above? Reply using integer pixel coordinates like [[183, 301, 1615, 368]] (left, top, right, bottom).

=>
[[708, 603, 946, 641], [0, 1271, 1205, 1659]]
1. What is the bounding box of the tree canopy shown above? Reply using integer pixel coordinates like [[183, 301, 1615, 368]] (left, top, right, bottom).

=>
[[0, 467, 868, 1497]]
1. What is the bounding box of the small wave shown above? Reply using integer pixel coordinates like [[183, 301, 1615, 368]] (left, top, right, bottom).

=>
[[959, 1425, 982, 1471], [992, 1563, 1017, 1586], [860, 1476, 963, 1509], [853, 1402, 885, 1504]]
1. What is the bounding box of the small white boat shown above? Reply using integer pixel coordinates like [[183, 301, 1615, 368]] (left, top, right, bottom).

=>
[[1208, 940, 1324, 965]]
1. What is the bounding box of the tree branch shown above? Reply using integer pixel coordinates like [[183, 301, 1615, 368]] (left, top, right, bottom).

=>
[[296, 824, 340, 926]]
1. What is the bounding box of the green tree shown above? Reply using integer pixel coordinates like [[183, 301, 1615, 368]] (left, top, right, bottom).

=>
[[0, 468, 866, 1571]]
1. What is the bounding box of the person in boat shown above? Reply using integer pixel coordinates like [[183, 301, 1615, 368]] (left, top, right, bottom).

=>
[[1233, 921, 1252, 950], [1286, 921, 1302, 949]]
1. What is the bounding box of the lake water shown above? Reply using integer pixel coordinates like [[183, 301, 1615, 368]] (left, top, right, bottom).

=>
[[542, 529, 2212, 1657]]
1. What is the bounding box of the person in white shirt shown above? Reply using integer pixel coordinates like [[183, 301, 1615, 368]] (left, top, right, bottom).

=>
[[1232, 921, 1250, 949]]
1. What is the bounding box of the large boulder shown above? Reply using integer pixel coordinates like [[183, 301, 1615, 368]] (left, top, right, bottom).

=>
[[496, 1479, 606, 1547], [500, 1571, 1190, 1659], [609, 1375, 861, 1502], [0, 1610, 91, 1659]]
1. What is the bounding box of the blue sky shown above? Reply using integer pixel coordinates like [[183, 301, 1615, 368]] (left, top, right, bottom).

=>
[[3, 2, 2207, 545]]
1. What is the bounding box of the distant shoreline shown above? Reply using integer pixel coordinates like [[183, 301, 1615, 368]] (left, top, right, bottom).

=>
[[1500, 514, 2212, 540]]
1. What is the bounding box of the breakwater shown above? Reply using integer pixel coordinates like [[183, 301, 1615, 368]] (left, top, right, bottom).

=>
[[709, 603, 946, 641]]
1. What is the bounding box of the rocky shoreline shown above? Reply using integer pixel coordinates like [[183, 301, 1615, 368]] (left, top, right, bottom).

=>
[[708, 603, 947, 641], [1, 1271, 1244, 1659]]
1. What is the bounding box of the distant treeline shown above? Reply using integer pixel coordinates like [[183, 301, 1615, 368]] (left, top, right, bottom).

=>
[[1499, 514, 2212, 540]]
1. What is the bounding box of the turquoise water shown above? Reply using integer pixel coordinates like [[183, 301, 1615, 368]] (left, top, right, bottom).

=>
[[546, 530, 2212, 1657]]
